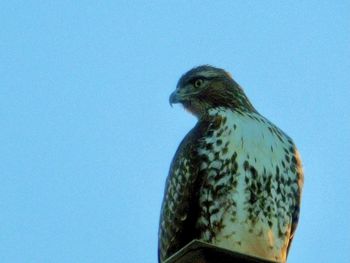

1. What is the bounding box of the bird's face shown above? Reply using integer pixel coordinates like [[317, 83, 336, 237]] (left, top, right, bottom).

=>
[[169, 65, 254, 118]]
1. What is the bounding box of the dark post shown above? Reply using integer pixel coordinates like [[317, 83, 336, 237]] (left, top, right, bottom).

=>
[[164, 240, 279, 263]]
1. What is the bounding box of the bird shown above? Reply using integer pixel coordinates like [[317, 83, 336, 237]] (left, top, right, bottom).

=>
[[158, 65, 303, 263]]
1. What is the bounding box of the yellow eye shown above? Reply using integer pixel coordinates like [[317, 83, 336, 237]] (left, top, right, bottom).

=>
[[194, 78, 204, 88]]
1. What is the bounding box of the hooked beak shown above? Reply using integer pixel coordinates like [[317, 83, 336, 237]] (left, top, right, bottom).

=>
[[169, 85, 197, 107], [169, 90, 182, 107]]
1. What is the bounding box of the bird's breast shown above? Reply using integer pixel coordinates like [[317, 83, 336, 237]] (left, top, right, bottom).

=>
[[195, 109, 298, 262]]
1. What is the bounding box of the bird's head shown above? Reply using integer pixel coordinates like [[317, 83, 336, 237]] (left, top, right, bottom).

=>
[[169, 65, 256, 118]]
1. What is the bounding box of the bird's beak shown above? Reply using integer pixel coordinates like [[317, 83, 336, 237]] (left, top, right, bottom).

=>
[[169, 90, 181, 107]]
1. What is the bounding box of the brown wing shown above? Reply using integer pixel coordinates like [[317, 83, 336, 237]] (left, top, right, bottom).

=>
[[158, 122, 208, 262]]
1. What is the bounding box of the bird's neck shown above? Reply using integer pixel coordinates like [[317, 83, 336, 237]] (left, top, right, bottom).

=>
[[199, 106, 257, 122]]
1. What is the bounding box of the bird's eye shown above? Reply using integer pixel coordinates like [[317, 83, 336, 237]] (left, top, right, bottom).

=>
[[194, 78, 204, 88]]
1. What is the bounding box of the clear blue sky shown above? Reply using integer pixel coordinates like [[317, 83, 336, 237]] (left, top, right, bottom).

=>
[[1, 1, 349, 262]]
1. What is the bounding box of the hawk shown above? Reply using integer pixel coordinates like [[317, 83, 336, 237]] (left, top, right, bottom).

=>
[[158, 65, 303, 263]]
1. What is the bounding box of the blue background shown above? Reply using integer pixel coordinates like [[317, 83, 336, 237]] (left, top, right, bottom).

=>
[[1, 1, 349, 262]]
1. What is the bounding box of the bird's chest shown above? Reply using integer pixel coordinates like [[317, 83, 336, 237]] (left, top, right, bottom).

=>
[[195, 110, 294, 261]]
